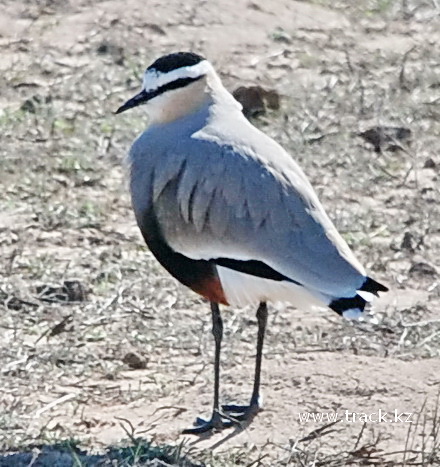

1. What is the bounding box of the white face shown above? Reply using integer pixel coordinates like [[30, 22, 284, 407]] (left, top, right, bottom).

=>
[[142, 60, 213, 93], [116, 59, 214, 115]]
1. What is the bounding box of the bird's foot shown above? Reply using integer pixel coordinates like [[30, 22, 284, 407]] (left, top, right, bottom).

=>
[[182, 398, 262, 435], [182, 409, 236, 435]]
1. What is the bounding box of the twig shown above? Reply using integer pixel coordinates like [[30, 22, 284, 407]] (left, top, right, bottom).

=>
[[416, 331, 440, 348], [115, 416, 137, 443], [353, 422, 367, 451], [399, 46, 416, 91], [35, 393, 76, 417], [298, 420, 340, 442], [34, 314, 73, 345], [398, 327, 409, 348], [151, 405, 187, 417], [344, 49, 355, 75], [401, 319, 440, 328]]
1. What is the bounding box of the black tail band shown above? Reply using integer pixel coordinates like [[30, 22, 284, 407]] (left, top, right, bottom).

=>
[[329, 276, 388, 316]]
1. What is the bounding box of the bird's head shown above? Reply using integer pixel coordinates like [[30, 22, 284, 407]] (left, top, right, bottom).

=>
[[116, 52, 223, 124]]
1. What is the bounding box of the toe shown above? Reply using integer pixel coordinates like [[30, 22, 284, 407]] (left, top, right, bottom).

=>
[[182, 411, 235, 435]]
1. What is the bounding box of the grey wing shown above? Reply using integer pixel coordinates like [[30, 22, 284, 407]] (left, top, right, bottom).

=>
[[132, 134, 366, 299]]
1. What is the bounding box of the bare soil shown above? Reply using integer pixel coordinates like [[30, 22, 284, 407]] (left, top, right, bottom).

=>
[[1, 0, 439, 465]]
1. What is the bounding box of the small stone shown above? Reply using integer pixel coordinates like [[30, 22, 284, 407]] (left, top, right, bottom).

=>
[[401, 232, 414, 251], [408, 262, 437, 277], [122, 352, 147, 370], [233, 85, 280, 118], [424, 158, 436, 169]]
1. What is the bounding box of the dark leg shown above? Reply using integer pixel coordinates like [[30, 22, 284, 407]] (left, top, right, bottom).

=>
[[222, 302, 268, 420], [251, 301, 268, 406], [211, 301, 222, 415], [182, 302, 233, 434]]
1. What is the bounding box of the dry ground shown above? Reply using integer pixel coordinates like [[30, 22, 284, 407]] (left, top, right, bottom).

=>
[[1, 0, 440, 465]]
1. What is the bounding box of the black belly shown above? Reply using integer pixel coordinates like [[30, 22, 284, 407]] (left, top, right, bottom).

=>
[[137, 208, 228, 304]]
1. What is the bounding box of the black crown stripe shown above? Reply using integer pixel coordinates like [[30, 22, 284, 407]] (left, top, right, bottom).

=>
[[148, 52, 205, 74]]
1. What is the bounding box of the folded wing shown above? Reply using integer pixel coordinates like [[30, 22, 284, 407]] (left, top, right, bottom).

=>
[[130, 126, 368, 303]]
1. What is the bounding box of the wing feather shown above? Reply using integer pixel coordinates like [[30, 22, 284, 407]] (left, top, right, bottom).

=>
[[191, 179, 214, 232], [130, 113, 366, 300], [153, 155, 185, 202]]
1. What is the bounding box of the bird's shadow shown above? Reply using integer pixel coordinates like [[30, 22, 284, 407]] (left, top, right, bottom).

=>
[[186, 417, 255, 449]]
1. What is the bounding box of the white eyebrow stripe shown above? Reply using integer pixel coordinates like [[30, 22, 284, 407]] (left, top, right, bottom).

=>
[[143, 60, 213, 92]]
